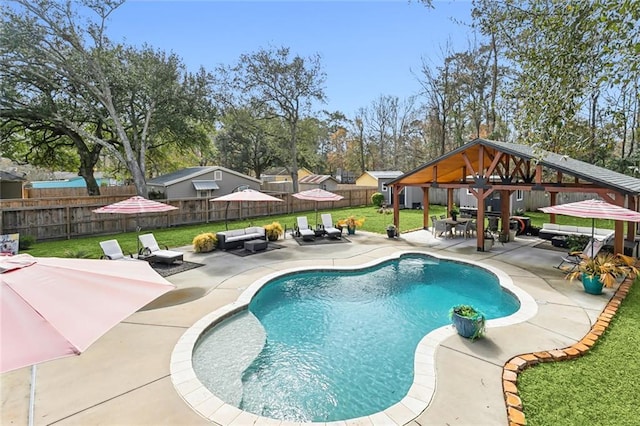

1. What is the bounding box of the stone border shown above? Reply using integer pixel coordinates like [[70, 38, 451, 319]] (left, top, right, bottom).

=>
[[502, 277, 634, 425]]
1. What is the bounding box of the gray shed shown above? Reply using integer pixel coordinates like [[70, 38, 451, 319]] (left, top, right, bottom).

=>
[[147, 166, 261, 200], [0, 171, 26, 199]]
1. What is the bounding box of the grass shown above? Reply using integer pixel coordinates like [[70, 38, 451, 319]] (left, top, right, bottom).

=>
[[22, 206, 614, 258], [517, 279, 640, 425]]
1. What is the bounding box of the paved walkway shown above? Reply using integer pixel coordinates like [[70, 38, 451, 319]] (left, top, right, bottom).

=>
[[1, 230, 617, 425]]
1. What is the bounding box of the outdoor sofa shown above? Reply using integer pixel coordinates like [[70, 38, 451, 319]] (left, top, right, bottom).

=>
[[538, 223, 614, 242], [216, 226, 266, 250]]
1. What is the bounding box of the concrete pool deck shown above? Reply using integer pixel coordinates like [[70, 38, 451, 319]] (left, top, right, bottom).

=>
[[1, 230, 621, 425]]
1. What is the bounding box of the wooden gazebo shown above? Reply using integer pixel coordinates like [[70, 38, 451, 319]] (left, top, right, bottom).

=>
[[388, 138, 640, 254]]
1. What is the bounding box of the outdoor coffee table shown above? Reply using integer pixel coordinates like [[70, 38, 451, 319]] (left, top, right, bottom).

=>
[[244, 239, 268, 253]]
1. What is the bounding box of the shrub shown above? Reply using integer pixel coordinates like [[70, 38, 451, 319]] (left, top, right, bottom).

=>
[[371, 192, 384, 207], [264, 222, 284, 241], [18, 235, 36, 250], [192, 232, 217, 253]]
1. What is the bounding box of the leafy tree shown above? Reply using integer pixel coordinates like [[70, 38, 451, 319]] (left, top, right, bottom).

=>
[[213, 46, 326, 192], [1, 0, 214, 196]]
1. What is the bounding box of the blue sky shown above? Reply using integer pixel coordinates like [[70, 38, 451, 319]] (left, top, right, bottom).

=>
[[107, 1, 475, 116]]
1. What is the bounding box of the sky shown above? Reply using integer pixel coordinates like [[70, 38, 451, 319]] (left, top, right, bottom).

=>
[[106, 0, 476, 117]]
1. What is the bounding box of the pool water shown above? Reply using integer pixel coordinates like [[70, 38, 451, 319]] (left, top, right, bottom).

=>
[[193, 253, 519, 422]]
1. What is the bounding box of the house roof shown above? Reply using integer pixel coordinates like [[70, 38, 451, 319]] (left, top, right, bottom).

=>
[[299, 174, 338, 184], [0, 171, 26, 182], [147, 166, 260, 187], [388, 138, 640, 196], [361, 171, 404, 180]]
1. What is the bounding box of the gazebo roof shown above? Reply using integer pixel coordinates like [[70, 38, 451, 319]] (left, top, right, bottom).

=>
[[389, 138, 640, 196]]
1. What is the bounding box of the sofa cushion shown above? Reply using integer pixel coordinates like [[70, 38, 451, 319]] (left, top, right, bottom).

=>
[[577, 226, 593, 234], [559, 225, 578, 233], [543, 223, 560, 231], [245, 226, 265, 235]]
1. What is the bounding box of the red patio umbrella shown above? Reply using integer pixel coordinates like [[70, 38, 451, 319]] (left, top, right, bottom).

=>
[[539, 199, 640, 256], [210, 189, 283, 230], [292, 188, 344, 225], [93, 196, 178, 252]]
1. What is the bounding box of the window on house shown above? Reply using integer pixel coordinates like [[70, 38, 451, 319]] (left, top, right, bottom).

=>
[[516, 190, 524, 201], [214, 170, 222, 181]]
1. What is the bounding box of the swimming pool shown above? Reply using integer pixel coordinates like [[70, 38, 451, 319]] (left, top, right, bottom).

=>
[[173, 251, 536, 425]]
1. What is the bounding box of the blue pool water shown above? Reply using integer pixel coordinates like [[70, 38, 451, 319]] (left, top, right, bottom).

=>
[[193, 253, 519, 422]]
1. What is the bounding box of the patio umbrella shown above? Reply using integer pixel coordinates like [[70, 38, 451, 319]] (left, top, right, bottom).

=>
[[292, 188, 344, 225], [1, 254, 175, 374], [539, 199, 640, 256], [210, 189, 283, 230], [93, 196, 178, 252]]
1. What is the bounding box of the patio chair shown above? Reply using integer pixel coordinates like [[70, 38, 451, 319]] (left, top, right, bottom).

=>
[[433, 220, 452, 238], [99, 239, 139, 261], [320, 214, 342, 239], [454, 220, 472, 238], [138, 233, 184, 264], [296, 217, 316, 241], [556, 238, 605, 271]]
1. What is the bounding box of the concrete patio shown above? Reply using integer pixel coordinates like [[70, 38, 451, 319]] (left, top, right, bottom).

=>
[[1, 229, 618, 425]]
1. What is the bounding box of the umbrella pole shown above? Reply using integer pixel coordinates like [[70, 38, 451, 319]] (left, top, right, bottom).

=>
[[224, 201, 230, 230], [28, 365, 36, 426], [591, 217, 595, 257]]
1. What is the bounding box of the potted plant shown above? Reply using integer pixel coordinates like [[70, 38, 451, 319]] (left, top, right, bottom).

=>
[[449, 204, 460, 221], [192, 232, 217, 253], [386, 224, 397, 238], [449, 304, 486, 340], [263, 222, 284, 241], [565, 252, 638, 295], [337, 216, 365, 235]]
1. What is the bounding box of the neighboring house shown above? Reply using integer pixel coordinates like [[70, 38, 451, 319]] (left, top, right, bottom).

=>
[[0, 171, 26, 199], [261, 167, 313, 182], [147, 166, 261, 199], [30, 174, 116, 189], [298, 174, 339, 191], [355, 171, 422, 208]]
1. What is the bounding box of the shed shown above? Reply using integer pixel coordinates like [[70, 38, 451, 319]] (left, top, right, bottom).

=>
[[0, 171, 26, 199], [147, 166, 261, 200], [356, 171, 423, 208]]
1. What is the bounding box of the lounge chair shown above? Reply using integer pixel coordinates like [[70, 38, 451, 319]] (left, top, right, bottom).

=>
[[321, 214, 342, 239], [296, 217, 316, 241], [99, 239, 139, 261], [138, 233, 184, 264], [556, 238, 605, 271]]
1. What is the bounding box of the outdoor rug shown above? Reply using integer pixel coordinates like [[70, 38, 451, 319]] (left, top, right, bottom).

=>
[[150, 261, 204, 277], [294, 236, 351, 246], [227, 243, 285, 257]]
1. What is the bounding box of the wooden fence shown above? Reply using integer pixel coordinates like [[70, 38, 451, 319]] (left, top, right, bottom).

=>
[[0, 188, 377, 241]]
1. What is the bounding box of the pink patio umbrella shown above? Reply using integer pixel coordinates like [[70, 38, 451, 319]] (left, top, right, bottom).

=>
[[1, 254, 175, 374], [210, 189, 283, 230], [93, 196, 178, 252], [292, 188, 344, 225], [539, 199, 640, 256]]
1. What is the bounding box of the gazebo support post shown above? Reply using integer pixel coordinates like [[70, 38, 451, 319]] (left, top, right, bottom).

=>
[[422, 187, 429, 230]]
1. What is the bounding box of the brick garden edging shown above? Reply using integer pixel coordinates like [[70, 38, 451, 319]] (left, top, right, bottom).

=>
[[502, 278, 634, 425]]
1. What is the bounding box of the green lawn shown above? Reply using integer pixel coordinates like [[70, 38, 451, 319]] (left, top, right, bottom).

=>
[[17, 206, 635, 423], [518, 279, 640, 425], [23, 206, 614, 258]]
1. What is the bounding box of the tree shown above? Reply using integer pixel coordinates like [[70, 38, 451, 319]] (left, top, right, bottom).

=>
[[1, 0, 213, 196], [213, 46, 326, 192]]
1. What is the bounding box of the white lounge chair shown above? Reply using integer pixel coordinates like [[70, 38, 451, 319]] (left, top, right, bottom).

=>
[[138, 233, 184, 264], [556, 238, 605, 271], [321, 214, 342, 239], [99, 239, 139, 261], [296, 217, 316, 241]]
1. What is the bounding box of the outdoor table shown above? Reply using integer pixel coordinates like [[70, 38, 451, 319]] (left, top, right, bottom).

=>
[[244, 239, 268, 253]]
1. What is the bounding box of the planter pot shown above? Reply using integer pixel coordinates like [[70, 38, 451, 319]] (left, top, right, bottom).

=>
[[484, 238, 494, 251], [347, 226, 356, 235], [451, 213, 457, 221], [581, 274, 604, 295], [386, 229, 396, 238], [451, 312, 485, 339], [267, 235, 279, 242]]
